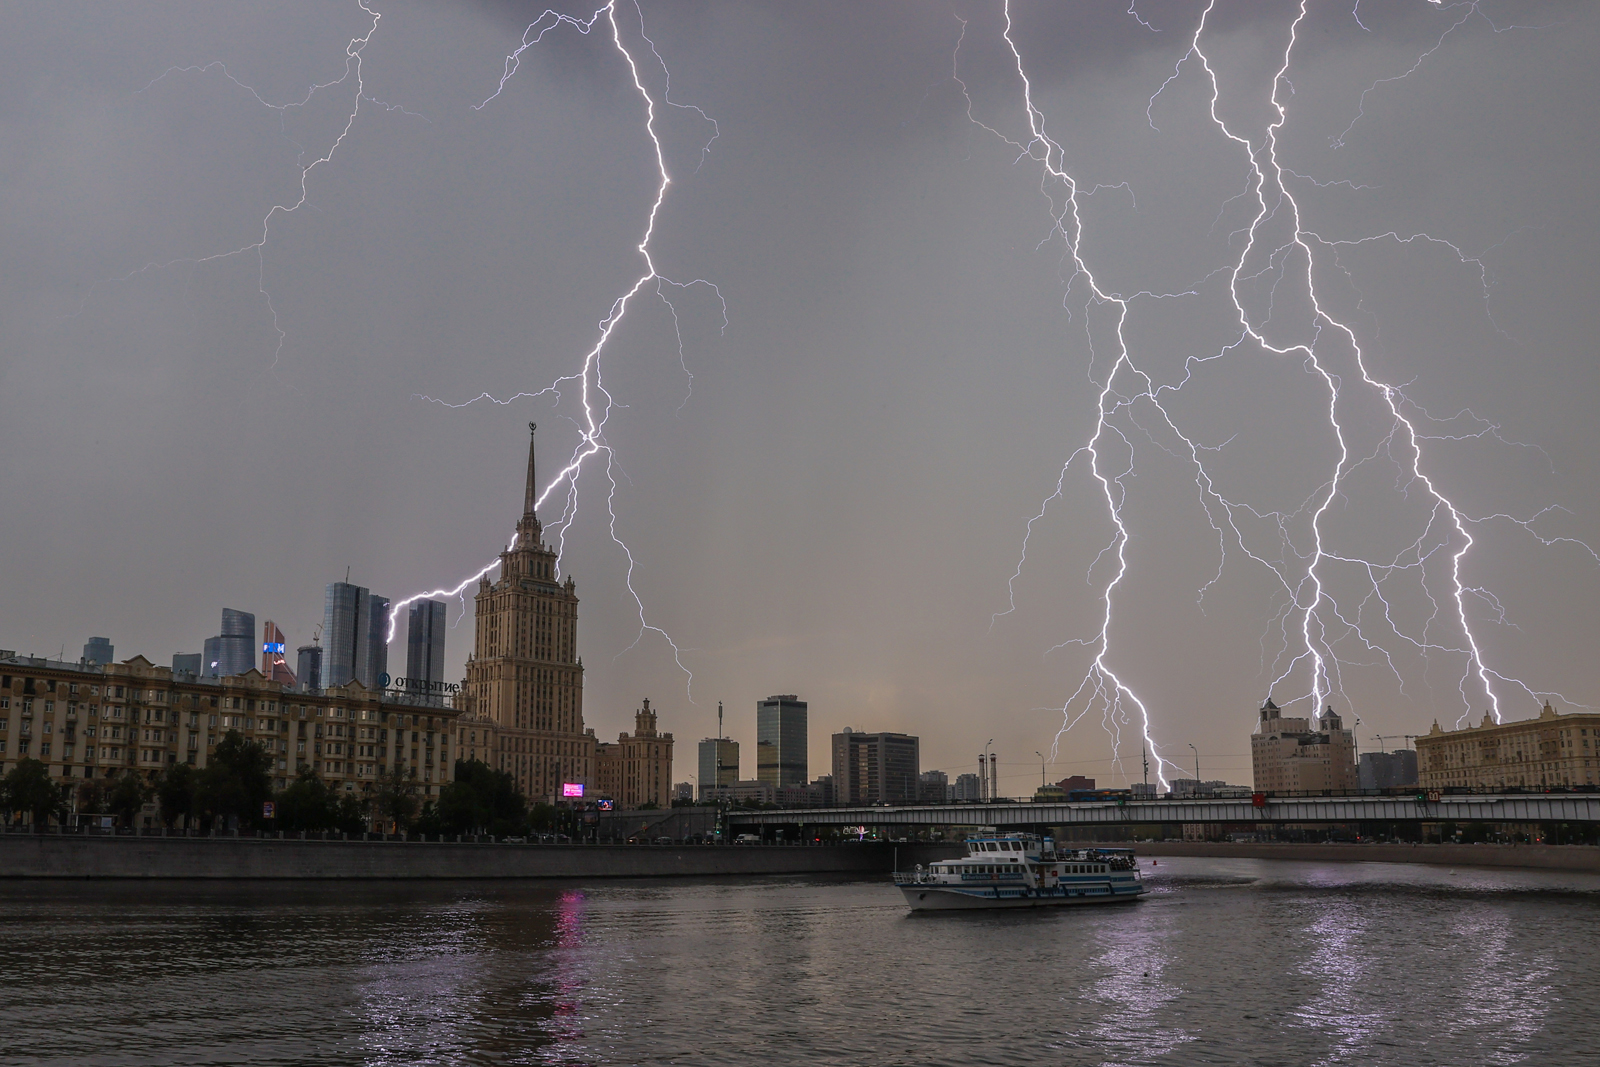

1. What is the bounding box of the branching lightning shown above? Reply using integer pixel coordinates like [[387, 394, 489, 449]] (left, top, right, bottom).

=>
[[387, 1, 719, 701], [83, 2, 388, 374], [970, 0, 1595, 786]]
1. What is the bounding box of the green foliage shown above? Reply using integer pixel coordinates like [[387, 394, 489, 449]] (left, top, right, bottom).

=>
[[155, 762, 199, 827], [196, 731, 273, 829], [436, 759, 528, 836], [638, 801, 660, 811], [105, 771, 152, 826], [3, 758, 67, 826], [373, 765, 420, 833], [274, 769, 365, 834], [75, 777, 111, 816]]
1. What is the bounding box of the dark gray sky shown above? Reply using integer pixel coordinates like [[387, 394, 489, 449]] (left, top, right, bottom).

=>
[[3, 1, 1596, 790]]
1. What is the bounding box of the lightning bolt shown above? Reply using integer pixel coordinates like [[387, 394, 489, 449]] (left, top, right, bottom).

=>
[[387, 1, 718, 701], [77, 1, 390, 375], [971, 0, 1595, 786]]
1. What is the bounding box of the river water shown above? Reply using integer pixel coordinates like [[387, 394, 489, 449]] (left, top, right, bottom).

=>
[[1, 857, 1597, 1066]]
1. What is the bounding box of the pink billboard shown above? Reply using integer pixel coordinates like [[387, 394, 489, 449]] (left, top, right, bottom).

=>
[[561, 783, 585, 798]]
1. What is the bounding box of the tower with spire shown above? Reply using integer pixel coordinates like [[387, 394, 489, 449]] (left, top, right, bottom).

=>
[[460, 423, 594, 799]]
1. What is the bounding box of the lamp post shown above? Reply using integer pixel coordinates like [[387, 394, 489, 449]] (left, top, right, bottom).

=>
[[1035, 751, 1046, 791], [1189, 743, 1199, 786]]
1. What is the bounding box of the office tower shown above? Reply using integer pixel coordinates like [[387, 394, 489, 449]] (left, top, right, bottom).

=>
[[295, 645, 322, 692], [697, 738, 739, 800], [82, 637, 113, 666], [457, 424, 595, 800], [917, 769, 949, 804], [406, 600, 447, 687], [952, 772, 982, 801], [322, 583, 389, 689], [1358, 750, 1419, 790], [831, 728, 920, 805], [260, 621, 296, 686], [756, 694, 808, 787], [212, 608, 256, 678], [203, 635, 222, 677], [171, 653, 201, 677]]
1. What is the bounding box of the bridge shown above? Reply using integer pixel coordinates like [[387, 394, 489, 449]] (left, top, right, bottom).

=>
[[725, 794, 1600, 829]]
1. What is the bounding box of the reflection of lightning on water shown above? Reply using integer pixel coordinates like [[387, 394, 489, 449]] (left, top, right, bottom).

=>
[[970, 0, 1594, 784], [388, 1, 719, 701]]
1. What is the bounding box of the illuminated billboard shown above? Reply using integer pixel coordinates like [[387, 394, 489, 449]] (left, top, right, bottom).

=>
[[561, 783, 585, 798]]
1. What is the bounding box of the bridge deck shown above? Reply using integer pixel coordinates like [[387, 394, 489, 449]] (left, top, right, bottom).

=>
[[725, 794, 1600, 827]]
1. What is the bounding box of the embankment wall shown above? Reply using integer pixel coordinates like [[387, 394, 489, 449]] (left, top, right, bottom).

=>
[[1138, 840, 1600, 873], [0, 835, 962, 880]]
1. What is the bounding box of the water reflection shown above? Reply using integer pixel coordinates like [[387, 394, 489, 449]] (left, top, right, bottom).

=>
[[1, 864, 1597, 1066]]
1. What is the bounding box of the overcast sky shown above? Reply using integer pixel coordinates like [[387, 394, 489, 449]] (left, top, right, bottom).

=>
[[3, 0, 1595, 790]]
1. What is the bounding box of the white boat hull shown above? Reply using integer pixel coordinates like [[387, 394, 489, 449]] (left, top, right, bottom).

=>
[[898, 882, 1145, 911]]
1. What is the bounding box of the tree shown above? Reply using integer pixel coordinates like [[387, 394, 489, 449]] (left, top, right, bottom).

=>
[[105, 771, 152, 827], [436, 759, 528, 836], [275, 768, 340, 833], [155, 762, 199, 828], [3, 758, 67, 827], [274, 769, 371, 835], [372, 765, 420, 833], [196, 731, 273, 830]]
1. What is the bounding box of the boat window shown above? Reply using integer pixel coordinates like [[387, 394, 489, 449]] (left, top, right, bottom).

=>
[[986, 842, 998, 852]]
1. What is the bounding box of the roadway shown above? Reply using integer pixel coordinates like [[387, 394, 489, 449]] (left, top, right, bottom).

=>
[[724, 794, 1600, 828]]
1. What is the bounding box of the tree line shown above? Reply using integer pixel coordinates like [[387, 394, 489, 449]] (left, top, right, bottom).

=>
[[1, 729, 568, 837]]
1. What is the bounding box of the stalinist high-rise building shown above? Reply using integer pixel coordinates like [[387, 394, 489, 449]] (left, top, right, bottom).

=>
[[459, 424, 595, 800]]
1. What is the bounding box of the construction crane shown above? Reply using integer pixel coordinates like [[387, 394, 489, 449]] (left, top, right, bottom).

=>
[[1371, 734, 1419, 753]]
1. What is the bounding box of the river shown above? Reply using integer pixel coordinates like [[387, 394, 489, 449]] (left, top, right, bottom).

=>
[[1, 857, 1596, 1065]]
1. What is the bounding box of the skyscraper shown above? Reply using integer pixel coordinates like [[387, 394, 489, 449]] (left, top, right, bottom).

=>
[[322, 583, 389, 689], [82, 637, 113, 666], [172, 653, 201, 677], [406, 600, 447, 687], [459, 424, 595, 799], [216, 607, 256, 675], [260, 620, 296, 686], [295, 645, 322, 692], [697, 737, 739, 800], [756, 694, 808, 787], [203, 635, 222, 677], [830, 728, 920, 805]]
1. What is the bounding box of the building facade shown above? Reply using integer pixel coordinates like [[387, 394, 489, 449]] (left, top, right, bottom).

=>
[[756, 694, 808, 787], [322, 583, 388, 690], [0, 652, 459, 798], [1251, 698, 1358, 793], [260, 620, 296, 687], [1417, 703, 1600, 790], [697, 737, 739, 800], [215, 608, 256, 679], [594, 699, 674, 809], [457, 425, 595, 801], [1358, 749, 1419, 789], [83, 637, 113, 666], [917, 769, 949, 804], [831, 728, 920, 805], [406, 600, 447, 688], [952, 772, 982, 801], [295, 645, 322, 692]]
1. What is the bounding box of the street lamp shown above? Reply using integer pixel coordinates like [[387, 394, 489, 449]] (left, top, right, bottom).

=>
[[1188, 743, 1199, 786], [1035, 751, 1047, 790]]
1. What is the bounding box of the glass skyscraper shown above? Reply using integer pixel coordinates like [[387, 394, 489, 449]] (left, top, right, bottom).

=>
[[406, 600, 447, 687], [295, 644, 322, 692], [756, 694, 808, 787], [82, 637, 113, 666], [322, 582, 389, 689], [202, 608, 256, 678]]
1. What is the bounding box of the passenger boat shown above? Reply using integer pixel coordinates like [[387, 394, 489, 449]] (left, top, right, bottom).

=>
[[893, 833, 1146, 911]]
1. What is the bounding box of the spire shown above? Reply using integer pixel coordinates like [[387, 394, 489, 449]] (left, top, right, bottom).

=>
[[523, 422, 538, 521]]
